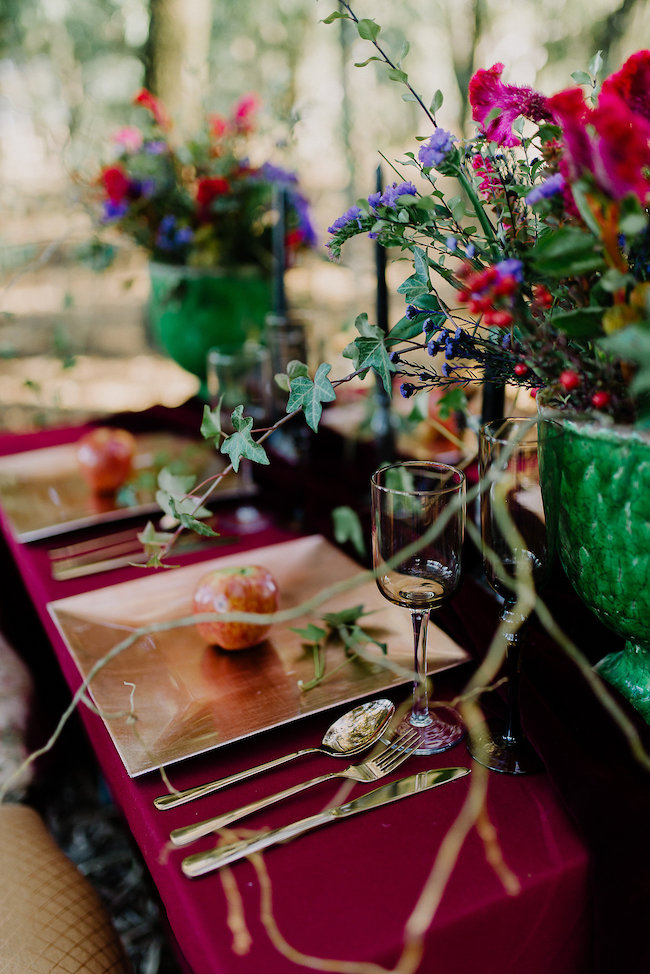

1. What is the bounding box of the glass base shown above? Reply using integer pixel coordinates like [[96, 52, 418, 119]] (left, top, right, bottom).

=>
[[392, 705, 466, 756], [467, 719, 543, 775]]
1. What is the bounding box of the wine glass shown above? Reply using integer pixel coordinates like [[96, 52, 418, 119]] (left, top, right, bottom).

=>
[[371, 461, 466, 755], [467, 416, 555, 774]]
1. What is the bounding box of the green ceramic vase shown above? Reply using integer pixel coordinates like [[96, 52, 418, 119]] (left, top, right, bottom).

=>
[[148, 262, 272, 394], [540, 415, 650, 722]]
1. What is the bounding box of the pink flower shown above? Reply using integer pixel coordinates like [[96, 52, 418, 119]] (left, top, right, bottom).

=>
[[469, 63, 552, 147], [600, 50, 650, 122], [231, 93, 259, 133], [208, 114, 228, 139], [113, 126, 143, 153]]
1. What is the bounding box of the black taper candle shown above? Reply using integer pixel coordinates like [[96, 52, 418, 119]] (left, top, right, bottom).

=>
[[272, 183, 287, 317]]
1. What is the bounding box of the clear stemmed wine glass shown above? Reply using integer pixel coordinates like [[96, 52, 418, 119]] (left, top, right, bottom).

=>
[[467, 416, 556, 774], [371, 461, 466, 755]]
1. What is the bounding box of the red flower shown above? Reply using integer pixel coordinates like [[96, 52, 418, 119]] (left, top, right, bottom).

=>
[[469, 63, 552, 147], [601, 50, 650, 122], [101, 165, 130, 203], [196, 177, 231, 208], [133, 88, 171, 130]]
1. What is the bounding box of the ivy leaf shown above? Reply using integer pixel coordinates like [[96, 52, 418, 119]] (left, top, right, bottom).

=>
[[342, 315, 394, 394], [168, 498, 220, 536], [200, 403, 222, 443], [357, 18, 380, 41], [438, 386, 468, 418], [137, 520, 175, 551], [290, 623, 327, 643], [220, 405, 269, 471], [286, 363, 336, 431], [339, 624, 388, 657], [322, 605, 373, 628], [530, 227, 604, 277], [332, 505, 366, 557], [157, 466, 196, 496], [354, 56, 383, 67]]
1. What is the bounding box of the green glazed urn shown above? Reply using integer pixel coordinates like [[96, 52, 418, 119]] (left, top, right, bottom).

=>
[[540, 414, 650, 722], [148, 262, 272, 394]]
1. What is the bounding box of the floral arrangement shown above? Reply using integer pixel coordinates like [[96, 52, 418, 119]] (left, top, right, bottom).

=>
[[326, 6, 650, 428], [93, 89, 316, 271]]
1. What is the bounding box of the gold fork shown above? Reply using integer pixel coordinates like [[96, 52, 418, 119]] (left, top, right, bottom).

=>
[[170, 725, 419, 847]]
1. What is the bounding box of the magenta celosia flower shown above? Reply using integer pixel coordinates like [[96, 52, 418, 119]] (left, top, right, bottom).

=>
[[600, 49, 650, 122], [548, 86, 650, 204], [469, 63, 553, 147]]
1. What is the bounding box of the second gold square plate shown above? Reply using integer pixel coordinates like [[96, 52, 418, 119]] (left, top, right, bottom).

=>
[[47, 534, 470, 776]]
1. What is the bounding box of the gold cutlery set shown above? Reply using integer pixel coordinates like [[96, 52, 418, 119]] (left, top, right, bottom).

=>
[[154, 704, 469, 878]]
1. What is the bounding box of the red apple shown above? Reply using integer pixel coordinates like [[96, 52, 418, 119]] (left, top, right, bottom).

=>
[[76, 427, 136, 494], [192, 565, 279, 650]]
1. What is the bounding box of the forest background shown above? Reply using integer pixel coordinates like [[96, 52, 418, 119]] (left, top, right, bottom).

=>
[[1, 0, 649, 427]]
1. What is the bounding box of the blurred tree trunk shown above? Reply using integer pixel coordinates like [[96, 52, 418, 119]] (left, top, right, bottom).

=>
[[145, 0, 212, 133]]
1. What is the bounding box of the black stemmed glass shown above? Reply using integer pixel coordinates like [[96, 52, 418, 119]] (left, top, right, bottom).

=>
[[467, 417, 554, 775], [371, 461, 466, 755]]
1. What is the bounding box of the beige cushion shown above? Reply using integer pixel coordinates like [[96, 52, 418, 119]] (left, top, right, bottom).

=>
[[0, 803, 132, 973]]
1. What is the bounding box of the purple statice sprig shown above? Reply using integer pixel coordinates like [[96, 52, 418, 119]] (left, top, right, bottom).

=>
[[327, 181, 419, 259]]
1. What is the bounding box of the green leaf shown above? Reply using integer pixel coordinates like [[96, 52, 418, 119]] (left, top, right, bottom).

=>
[[137, 520, 175, 550], [550, 306, 606, 338], [600, 268, 633, 293], [200, 403, 222, 443], [571, 70, 592, 86], [588, 50, 604, 78], [430, 89, 443, 113], [600, 324, 650, 394], [157, 466, 196, 496], [386, 315, 427, 341], [168, 500, 219, 537], [286, 363, 336, 431], [321, 10, 350, 23], [387, 68, 408, 84], [357, 18, 380, 41], [219, 406, 270, 472], [342, 318, 394, 394], [332, 505, 366, 557], [530, 227, 604, 277], [321, 605, 371, 628], [290, 623, 327, 643], [354, 56, 383, 67], [620, 212, 648, 238], [438, 386, 468, 418], [412, 246, 430, 285]]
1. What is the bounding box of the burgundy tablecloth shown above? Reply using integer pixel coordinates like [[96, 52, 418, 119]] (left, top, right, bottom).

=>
[[0, 416, 597, 974]]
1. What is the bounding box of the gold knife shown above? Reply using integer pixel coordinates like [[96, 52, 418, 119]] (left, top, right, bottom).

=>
[[181, 766, 469, 878]]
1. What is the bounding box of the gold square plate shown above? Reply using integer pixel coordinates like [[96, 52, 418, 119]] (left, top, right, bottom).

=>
[[47, 535, 470, 776], [0, 431, 244, 542]]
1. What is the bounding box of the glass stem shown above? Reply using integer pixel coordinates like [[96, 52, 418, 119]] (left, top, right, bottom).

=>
[[501, 604, 526, 745], [410, 609, 432, 727]]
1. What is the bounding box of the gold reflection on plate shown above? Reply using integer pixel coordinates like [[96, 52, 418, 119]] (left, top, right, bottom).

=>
[[0, 431, 242, 542], [47, 535, 470, 776]]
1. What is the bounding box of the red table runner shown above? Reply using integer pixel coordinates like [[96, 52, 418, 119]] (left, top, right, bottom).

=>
[[0, 416, 595, 974]]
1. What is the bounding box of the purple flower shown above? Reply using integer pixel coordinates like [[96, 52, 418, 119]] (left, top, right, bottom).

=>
[[145, 140, 168, 155], [446, 236, 458, 251], [496, 258, 524, 282], [400, 382, 417, 398], [466, 244, 476, 258], [418, 129, 456, 169], [379, 181, 417, 207], [367, 192, 382, 210], [156, 215, 194, 252], [102, 199, 129, 222], [327, 205, 363, 234], [526, 172, 565, 205]]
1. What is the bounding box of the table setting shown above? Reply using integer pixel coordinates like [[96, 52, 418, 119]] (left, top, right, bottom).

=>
[[2, 12, 650, 974], [0, 406, 601, 974]]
